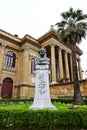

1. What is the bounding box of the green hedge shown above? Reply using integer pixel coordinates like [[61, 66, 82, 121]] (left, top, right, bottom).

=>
[[0, 99, 33, 106], [0, 109, 87, 129], [51, 98, 73, 104], [0, 98, 87, 105]]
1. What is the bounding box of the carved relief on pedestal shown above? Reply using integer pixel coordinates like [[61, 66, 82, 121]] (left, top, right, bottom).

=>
[[38, 74, 46, 95]]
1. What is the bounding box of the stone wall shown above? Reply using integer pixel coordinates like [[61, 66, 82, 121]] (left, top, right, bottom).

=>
[[1, 80, 87, 98], [28, 80, 87, 98]]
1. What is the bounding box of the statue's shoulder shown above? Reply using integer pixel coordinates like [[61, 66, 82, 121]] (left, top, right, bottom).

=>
[[44, 57, 50, 62], [35, 57, 50, 65]]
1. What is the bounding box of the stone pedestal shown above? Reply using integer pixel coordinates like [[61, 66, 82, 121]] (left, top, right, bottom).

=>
[[30, 65, 56, 110], [30, 48, 56, 110]]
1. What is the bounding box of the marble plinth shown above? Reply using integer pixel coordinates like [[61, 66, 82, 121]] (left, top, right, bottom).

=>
[[30, 65, 56, 110]]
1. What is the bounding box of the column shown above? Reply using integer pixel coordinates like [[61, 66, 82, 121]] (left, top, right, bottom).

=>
[[50, 44, 56, 83], [58, 47, 64, 79], [70, 54, 73, 81], [0, 43, 6, 97], [0, 43, 6, 81], [77, 58, 83, 80], [64, 51, 70, 80], [22, 46, 30, 84], [17, 50, 22, 84]]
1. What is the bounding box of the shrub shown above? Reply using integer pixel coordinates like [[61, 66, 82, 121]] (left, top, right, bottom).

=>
[[0, 99, 33, 106], [0, 108, 87, 129], [1, 98, 87, 106]]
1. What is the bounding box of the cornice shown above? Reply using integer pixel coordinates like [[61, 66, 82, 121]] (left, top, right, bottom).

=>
[[38, 29, 82, 55], [38, 29, 59, 44], [0, 29, 83, 55], [21, 34, 41, 48], [0, 29, 21, 46]]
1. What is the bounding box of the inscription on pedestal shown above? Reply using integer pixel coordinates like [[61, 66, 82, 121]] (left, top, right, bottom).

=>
[[38, 74, 46, 95]]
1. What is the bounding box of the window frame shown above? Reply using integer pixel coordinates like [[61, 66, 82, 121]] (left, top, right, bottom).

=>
[[5, 51, 16, 68]]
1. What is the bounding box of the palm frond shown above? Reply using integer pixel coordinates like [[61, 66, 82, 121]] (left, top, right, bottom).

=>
[[56, 7, 87, 45]]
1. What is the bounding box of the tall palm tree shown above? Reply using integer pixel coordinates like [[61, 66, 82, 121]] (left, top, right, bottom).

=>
[[56, 8, 87, 105]]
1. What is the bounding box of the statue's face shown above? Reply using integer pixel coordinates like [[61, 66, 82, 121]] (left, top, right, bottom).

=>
[[39, 48, 46, 57]]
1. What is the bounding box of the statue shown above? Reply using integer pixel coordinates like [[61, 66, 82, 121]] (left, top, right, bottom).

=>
[[29, 48, 56, 110], [35, 48, 50, 65]]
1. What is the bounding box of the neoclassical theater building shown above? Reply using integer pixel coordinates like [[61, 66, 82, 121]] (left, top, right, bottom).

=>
[[0, 26, 83, 98]]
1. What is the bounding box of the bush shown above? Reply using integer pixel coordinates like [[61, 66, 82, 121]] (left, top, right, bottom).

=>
[[0, 98, 87, 105], [0, 108, 87, 129], [0, 99, 33, 106], [51, 98, 73, 104]]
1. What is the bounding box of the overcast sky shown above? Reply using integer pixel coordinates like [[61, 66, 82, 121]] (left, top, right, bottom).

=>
[[0, 0, 87, 78]]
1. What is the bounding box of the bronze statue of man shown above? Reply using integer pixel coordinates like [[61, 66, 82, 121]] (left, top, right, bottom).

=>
[[35, 48, 50, 65]]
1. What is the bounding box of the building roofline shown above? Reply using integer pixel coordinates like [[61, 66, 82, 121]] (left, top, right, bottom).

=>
[[21, 34, 41, 48], [0, 29, 21, 46], [0, 29, 21, 41], [0, 28, 83, 55], [38, 28, 59, 43], [38, 28, 82, 55]]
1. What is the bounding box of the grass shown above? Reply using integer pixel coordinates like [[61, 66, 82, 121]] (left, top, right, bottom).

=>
[[0, 103, 87, 130], [0, 103, 31, 110], [0, 103, 87, 111]]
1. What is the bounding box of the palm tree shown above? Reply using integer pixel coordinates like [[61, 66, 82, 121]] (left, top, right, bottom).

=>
[[56, 8, 87, 105]]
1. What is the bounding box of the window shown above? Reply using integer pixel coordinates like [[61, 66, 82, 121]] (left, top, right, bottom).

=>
[[5, 51, 16, 67], [31, 58, 35, 74]]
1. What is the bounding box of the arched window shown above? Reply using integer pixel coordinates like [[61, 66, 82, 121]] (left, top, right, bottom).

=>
[[5, 51, 16, 67]]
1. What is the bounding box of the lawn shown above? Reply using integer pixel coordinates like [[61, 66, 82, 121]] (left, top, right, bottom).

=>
[[0, 103, 87, 129], [0, 103, 31, 110], [0, 103, 87, 111]]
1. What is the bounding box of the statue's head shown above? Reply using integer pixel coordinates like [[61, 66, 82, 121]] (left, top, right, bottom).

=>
[[39, 48, 46, 57]]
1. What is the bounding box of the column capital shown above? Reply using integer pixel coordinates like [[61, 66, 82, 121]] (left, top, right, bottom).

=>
[[49, 43, 56, 47], [18, 50, 22, 55], [24, 46, 30, 51], [58, 47, 62, 50], [64, 50, 68, 54], [1, 43, 7, 48]]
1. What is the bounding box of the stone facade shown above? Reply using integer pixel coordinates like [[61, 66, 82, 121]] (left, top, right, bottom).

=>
[[50, 80, 87, 98], [0, 28, 83, 98], [28, 80, 87, 98]]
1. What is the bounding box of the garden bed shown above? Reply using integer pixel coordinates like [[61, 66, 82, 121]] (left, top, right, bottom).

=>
[[0, 103, 87, 129]]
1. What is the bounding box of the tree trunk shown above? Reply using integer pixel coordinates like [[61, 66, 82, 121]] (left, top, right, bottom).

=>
[[71, 44, 83, 105]]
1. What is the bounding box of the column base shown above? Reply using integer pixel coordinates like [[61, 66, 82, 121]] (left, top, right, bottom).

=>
[[50, 81, 57, 84]]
